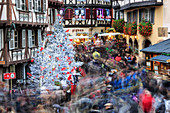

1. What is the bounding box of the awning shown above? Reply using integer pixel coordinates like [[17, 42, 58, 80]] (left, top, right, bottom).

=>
[[98, 33, 123, 36], [70, 36, 90, 39], [150, 55, 170, 63]]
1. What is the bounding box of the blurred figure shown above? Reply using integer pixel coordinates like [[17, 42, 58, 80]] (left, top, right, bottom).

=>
[[104, 103, 115, 113], [115, 54, 122, 62], [140, 90, 155, 113], [89, 105, 101, 113]]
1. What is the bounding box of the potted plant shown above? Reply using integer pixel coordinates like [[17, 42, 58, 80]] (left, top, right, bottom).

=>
[[139, 20, 152, 37], [112, 19, 125, 32], [123, 22, 137, 35]]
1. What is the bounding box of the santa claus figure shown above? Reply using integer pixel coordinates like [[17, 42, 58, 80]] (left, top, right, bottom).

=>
[[67, 72, 78, 95]]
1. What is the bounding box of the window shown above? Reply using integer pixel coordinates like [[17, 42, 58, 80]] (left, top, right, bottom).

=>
[[9, 30, 18, 49], [32, 30, 35, 47], [38, 29, 41, 45], [16, 0, 26, 10], [139, 8, 155, 24], [0, 29, 2, 50], [133, 10, 138, 23], [28, 30, 32, 47], [43, 0, 46, 12], [28, 0, 32, 11], [120, 11, 124, 19], [22, 30, 26, 47], [34, 0, 41, 12], [127, 12, 131, 23], [50, 9, 53, 24]]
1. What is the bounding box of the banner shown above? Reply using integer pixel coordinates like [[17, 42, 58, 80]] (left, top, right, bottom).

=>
[[96, 8, 104, 21], [75, 8, 86, 21], [105, 9, 111, 21]]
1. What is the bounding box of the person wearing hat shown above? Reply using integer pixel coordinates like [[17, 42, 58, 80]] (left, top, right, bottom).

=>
[[104, 103, 115, 113]]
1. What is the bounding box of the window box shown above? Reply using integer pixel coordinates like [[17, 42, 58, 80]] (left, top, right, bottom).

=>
[[139, 20, 152, 37], [123, 22, 137, 35], [112, 19, 125, 32]]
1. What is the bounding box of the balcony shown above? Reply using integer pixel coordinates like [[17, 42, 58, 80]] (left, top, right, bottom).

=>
[[48, 0, 64, 8], [120, 0, 163, 10]]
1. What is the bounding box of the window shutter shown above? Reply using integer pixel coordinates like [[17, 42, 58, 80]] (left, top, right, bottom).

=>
[[9, 30, 14, 49], [151, 8, 155, 24], [110, 9, 112, 18], [22, 30, 26, 47], [28, 30, 32, 47], [50, 9, 53, 24], [64, 9, 69, 19], [86, 9, 91, 19], [0, 29, 2, 50], [38, 29, 41, 45], [93, 9, 96, 19], [43, 0, 46, 12], [139, 9, 143, 23], [69, 9, 74, 19]]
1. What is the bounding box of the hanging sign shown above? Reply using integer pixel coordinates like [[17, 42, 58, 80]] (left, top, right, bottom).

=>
[[4, 72, 16, 80], [75, 8, 86, 21], [105, 9, 111, 21], [96, 8, 104, 21]]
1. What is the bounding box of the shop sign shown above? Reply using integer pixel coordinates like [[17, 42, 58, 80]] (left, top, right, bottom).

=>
[[158, 27, 168, 37], [4, 72, 16, 80], [0, 61, 5, 65], [72, 29, 84, 33]]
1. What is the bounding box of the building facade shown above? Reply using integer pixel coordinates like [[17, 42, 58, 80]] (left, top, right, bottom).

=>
[[0, 0, 63, 87], [62, 0, 115, 37], [113, 0, 170, 58]]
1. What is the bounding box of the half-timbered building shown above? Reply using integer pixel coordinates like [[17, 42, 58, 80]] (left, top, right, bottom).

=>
[[0, 0, 63, 87], [61, 0, 117, 37]]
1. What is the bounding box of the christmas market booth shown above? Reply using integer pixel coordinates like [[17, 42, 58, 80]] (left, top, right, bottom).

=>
[[141, 39, 170, 81]]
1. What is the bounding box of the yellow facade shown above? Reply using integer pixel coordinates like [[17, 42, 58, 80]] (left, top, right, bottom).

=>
[[124, 6, 164, 58]]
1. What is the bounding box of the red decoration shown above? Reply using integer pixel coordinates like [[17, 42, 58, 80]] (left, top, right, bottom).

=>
[[37, 51, 39, 53], [49, 56, 51, 58], [52, 68, 55, 71], [54, 35, 56, 37], [27, 72, 32, 77], [40, 76, 44, 78], [57, 14, 61, 16], [61, 67, 66, 71], [63, 49, 65, 51], [60, 45, 62, 47], [47, 34, 49, 36], [59, 64, 60, 66], [59, 21, 61, 23], [69, 39, 73, 41], [33, 77, 35, 79], [67, 57, 70, 61], [66, 29, 69, 32], [67, 72, 70, 74], [40, 66, 46, 71], [40, 47, 44, 51], [52, 79, 54, 81], [71, 69, 74, 72], [49, 72, 51, 74], [65, 38, 67, 40], [68, 61, 72, 65], [31, 58, 34, 62], [56, 74, 58, 78]]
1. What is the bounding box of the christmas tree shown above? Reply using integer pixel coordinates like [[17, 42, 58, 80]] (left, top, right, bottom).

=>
[[28, 14, 83, 89]]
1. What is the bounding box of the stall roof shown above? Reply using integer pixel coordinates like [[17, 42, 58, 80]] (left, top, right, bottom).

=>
[[141, 39, 170, 53], [71, 36, 90, 39], [98, 33, 123, 36], [150, 55, 170, 63]]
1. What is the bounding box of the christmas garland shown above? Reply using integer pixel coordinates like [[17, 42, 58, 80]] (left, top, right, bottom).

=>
[[139, 20, 152, 37], [123, 22, 137, 35], [112, 19, 125, 32]]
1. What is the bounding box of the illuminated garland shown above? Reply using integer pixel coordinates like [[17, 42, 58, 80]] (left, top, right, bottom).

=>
[[139, 20, 152, 37], [123, 22, 137, 35], [112, 19, 125, 32]]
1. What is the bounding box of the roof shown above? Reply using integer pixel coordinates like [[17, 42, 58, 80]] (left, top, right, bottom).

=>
[[150, 55, 170, 63], [140, 39, 170, 53]]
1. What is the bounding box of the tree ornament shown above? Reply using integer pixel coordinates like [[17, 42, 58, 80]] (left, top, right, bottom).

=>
[[40, 47, 44, 51], [49, 56, 51, 58], [59, 64, 60, 66], [37, 51, 39, 53], [40, 66, 46, 71], [27, 72, 32, 77], [71, 69, 74, 72], [61, 67, 66, 71], [49, 72, 51, 74], [67, 72, 70, 74], [65, 38, 67, 40], [67, 67, 69, 69], [69, 39, 73, 41], [46, 77, 48, 79], [31, 58, 34, 62], [42, 52, 44, 55], [52, 68, 55, 71], [63, 49, 65, 51], [57, 14, 61, 16], [66, 29, 69, 32], [59, 21, 61, 23], [52, 79, 54, 81]]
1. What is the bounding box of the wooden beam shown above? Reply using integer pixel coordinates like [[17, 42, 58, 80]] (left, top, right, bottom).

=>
[[0, 0, 5, 20]]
